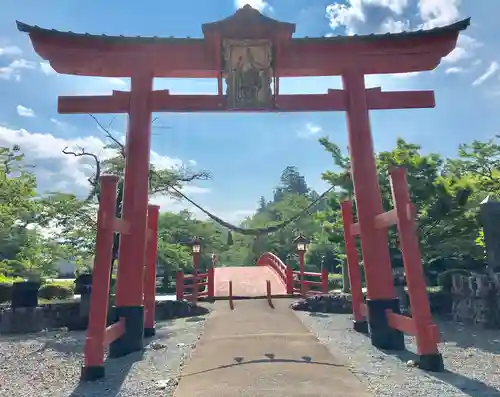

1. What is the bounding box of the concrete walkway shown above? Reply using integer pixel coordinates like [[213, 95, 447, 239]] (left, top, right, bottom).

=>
[[174, 299, 371, 397], [214, 266, 286, 297]]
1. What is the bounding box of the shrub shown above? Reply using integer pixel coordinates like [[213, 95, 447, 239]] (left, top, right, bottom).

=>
[[39, 282, 74, 300], [328, 273, 343, 290], [426, 287, 452, 314], [438, 269, 472, 293], [0, 274, 24, 303], [0, 283, 13, 303]]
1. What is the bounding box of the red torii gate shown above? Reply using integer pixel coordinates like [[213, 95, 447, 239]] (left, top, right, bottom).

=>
[[18, 5, 469, 379]]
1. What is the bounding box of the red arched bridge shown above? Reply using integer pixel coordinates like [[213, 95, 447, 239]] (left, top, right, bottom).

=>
[[175, 252, 329, 301]]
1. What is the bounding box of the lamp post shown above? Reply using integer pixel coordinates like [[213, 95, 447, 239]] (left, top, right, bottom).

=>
[[189, 237, 202, 304], [190, 237, 202, 275], [293, 234, 309, 296]]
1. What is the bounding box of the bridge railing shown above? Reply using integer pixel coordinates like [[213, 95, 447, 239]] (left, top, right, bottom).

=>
[[292, 266, 329, 296], [176, 267, 215, 301], [256, 252, 329, 296], [256, 252, 293, 293]]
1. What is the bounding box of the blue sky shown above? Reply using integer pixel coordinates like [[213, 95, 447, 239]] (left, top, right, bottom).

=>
[[0, 0, 499, 224]]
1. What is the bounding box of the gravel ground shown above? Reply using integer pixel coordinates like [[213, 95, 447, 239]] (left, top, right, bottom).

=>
[[295, 311, 500, 397], [0, 313, 208, 397]]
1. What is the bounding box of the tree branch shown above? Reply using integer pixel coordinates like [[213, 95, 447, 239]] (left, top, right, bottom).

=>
[[62, 145, 101, 191], [88, 114, 125, 157]]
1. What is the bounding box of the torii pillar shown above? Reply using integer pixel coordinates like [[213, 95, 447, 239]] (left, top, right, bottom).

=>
[[108, 73, 153, 357], [343, 70, 404, 350]]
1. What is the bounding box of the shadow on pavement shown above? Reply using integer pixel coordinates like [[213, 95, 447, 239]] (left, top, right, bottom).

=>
[[182, 352, 343, 378]]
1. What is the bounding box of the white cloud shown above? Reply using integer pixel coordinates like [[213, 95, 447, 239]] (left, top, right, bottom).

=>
[[327, 0, 465, 36], [49, 117, 78, 134], [445, 67, 464, 74], [326, 1, 365, 35], [472, 62, 500, 87], [221, 209, 255, 223], [443, 34, 481, 64], [380, 17, 410, 33], [372, 0, 408, 14], [0, 126, 204, 205], [105, 77, 127, 87], [0, 59, 36, 81], [40, 62, 56, 75], [443, 47, 467, 64], [188, 159, 197, 166], [0, 46, 23, 57], [16, 105, 36, 118], [234, 0, 271, 12], [50, 118, 66, 126], [297, 123, 323, 138], [419, 0, 461, 29], [326, 0, 409, 35]]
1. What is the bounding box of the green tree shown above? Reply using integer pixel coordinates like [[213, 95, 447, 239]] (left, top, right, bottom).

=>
[[0, 146, 38, 262], [317, 136, 480, 280], [40, 117, 211, 274]]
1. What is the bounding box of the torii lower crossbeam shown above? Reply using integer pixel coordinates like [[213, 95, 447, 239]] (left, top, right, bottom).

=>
[[58, 87, 435, 114]]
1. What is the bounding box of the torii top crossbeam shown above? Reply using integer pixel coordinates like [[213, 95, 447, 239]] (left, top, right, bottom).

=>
[[17, 6, 469, 79]]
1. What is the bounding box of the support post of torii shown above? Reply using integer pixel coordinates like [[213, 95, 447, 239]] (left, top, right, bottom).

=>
[[108, 72, 154, 358], [343, 70, 404, 350]]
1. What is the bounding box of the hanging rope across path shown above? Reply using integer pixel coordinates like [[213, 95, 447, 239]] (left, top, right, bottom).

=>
[[165, 181, 335, 236]]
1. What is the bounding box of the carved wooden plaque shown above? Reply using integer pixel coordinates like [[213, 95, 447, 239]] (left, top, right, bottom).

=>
[[223, 39, 273, 109]]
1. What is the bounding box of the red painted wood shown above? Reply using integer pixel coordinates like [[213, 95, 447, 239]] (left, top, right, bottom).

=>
[[350, 208, 398, 235], [343, 70, 395, 300], [58, 91, 129, 114], [340, 200, 365, 324], [366, 89, 435, 109], [207, 267, 215, 298], [144, 204, 159, 331], [114, 73, 154, 308], [286, 266, 294, 294], [104, 318, 125, 345], [256, 252, 288, 286], [215, 266, 286, 297], [176, 271, 184, 301], [26, 28, 461, 78], [386, 310, 417, 336], [111, 218, 131, 235], [84, 175, 119, 368], [321, 264, 328, 294], [388, 167, 440, 355], [58, 89, 435, 114]]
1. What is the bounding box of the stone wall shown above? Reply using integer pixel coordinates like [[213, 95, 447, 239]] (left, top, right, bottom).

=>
[[290, 274, 500, 329], [0, 300, 208, 334], [451, 272, 500, 328]]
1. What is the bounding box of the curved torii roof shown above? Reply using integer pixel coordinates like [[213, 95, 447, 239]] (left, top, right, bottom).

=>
[[16, 6, 470, 78]]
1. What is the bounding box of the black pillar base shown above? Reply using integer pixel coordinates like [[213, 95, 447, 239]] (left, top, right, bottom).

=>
[[419, 353, 444, 372], [108, 306, 144, 359], [353, 320, 369, 334], [81, 365, 105, 381], [366, 298, 405, 351], [144, 327, 156, 337]]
